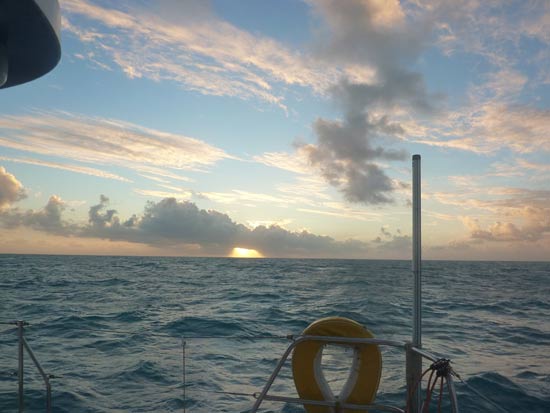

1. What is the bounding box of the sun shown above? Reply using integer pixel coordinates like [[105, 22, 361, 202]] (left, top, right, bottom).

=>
[[230, 247, 263, 258]]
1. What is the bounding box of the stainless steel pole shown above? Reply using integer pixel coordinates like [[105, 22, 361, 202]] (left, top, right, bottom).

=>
[[17, 320, 24, 413], [22, 337, 51, 413], [182, 339, 186, 413], [412, 154, 422, 413], [412, 154, 422, 349]]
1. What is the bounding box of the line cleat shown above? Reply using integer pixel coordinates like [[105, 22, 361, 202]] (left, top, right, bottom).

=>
[[430, 358, 452, 378]]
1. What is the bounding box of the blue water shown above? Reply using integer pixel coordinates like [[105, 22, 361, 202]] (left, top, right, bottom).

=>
[[0, 255, 549, 412]]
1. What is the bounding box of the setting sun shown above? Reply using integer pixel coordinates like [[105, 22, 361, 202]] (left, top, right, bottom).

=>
[[230, 247, 263, 258]]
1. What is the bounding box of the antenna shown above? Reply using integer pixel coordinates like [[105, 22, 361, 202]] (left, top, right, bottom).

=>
[[412, 154, 422, 348], [411, 154, 422, 412]]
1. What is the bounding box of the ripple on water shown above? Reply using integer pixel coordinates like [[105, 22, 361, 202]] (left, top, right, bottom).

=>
[[0, 256, 549, 412]]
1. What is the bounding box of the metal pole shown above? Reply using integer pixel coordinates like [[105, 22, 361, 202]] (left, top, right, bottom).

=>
[[251, 338, 302, 412], [411, 154, 422, 412], [446, 374, 459, 413], [182, 339, 186, 413], [46, 382, 52, 413], [22, 337, 51, 413], [412, 154, 422, 349], [17, 320, 24, 413]]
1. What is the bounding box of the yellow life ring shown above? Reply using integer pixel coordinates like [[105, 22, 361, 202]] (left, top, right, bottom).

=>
[[292, 317, 382, 413]]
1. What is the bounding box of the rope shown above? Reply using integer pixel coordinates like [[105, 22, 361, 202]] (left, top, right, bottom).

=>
[[451, 368, 511, 413], [406, 358, 456, 413], [405, 367, 432, 412], [0, 327, 16, 334], [211, 390, 255, 398], [421, 369, 438, 412], [180, 334, 293, 340], [2, 323, 293, 341]]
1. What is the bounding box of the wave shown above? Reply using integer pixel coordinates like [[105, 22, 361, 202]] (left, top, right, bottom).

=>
[[1, 256, 549, 412], [457, 372, 550, 412]]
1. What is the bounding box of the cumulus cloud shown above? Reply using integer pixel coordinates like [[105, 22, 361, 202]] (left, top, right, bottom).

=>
[[295, 0, 440, 204], [0, 166, 26, 208], [300, 99, 408, 204], [0, 195, 71, 235], [463, 204, 550, 243], [371, 225, 410, 255], [0, 111, 230, 180], [309, 0, 425, 69], [437, 183, 550, 244], [85, 196, 370, 257], [0, 194, 370, 258]]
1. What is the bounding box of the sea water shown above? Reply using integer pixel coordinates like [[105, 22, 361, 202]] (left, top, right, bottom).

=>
[[0, 255, 549, 412]]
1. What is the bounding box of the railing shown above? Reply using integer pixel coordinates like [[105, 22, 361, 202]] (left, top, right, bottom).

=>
[[250, 335, 459, 413], [2, 323, 459, 413], [6, 320, 53, 413]]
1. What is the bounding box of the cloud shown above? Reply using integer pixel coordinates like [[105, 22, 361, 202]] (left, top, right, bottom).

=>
[[134, 188, 193, 201], [0, 194, 370, 258], [88, 196, 371, 257], [254, 150, 335, 204], [0, 111, 230, 180], [0, 156, 131, 182], [308, 0, 438, 115], [297, 206, 381, 222], [309, 0, 424, 69], [0, 166, 26, 208], [426, 0, 550, 74], [61, 0, 344, 108], [406, 2, 550, 158], [418, 103, 550, 154], [0, 195, 71, 235], [254, 150, 313, 175], [443, 184, 550, 243], [515, 159, 550, 174], [376, 234, 411, 254], [289, 1, 441, 205], [200, 190, 296, 208], [300, 98, 408, 204], [471, 105, 550, 154], [463, 211, 550, 243], [297, 75, 425, 204], [370, 225, 410, 256]]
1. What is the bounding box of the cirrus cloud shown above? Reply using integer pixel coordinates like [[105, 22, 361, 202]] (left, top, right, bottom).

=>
[[0, 111, 231, 181], [61, 0, 344, 109]]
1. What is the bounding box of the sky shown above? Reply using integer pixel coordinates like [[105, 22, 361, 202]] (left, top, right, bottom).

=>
[[1, 0, 549, 260]]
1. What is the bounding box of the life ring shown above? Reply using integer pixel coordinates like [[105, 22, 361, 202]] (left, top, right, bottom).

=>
[[292, 317, 382, 413]]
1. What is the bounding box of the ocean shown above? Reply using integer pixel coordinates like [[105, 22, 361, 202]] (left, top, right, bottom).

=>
[[0, 255, 549, 412]]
